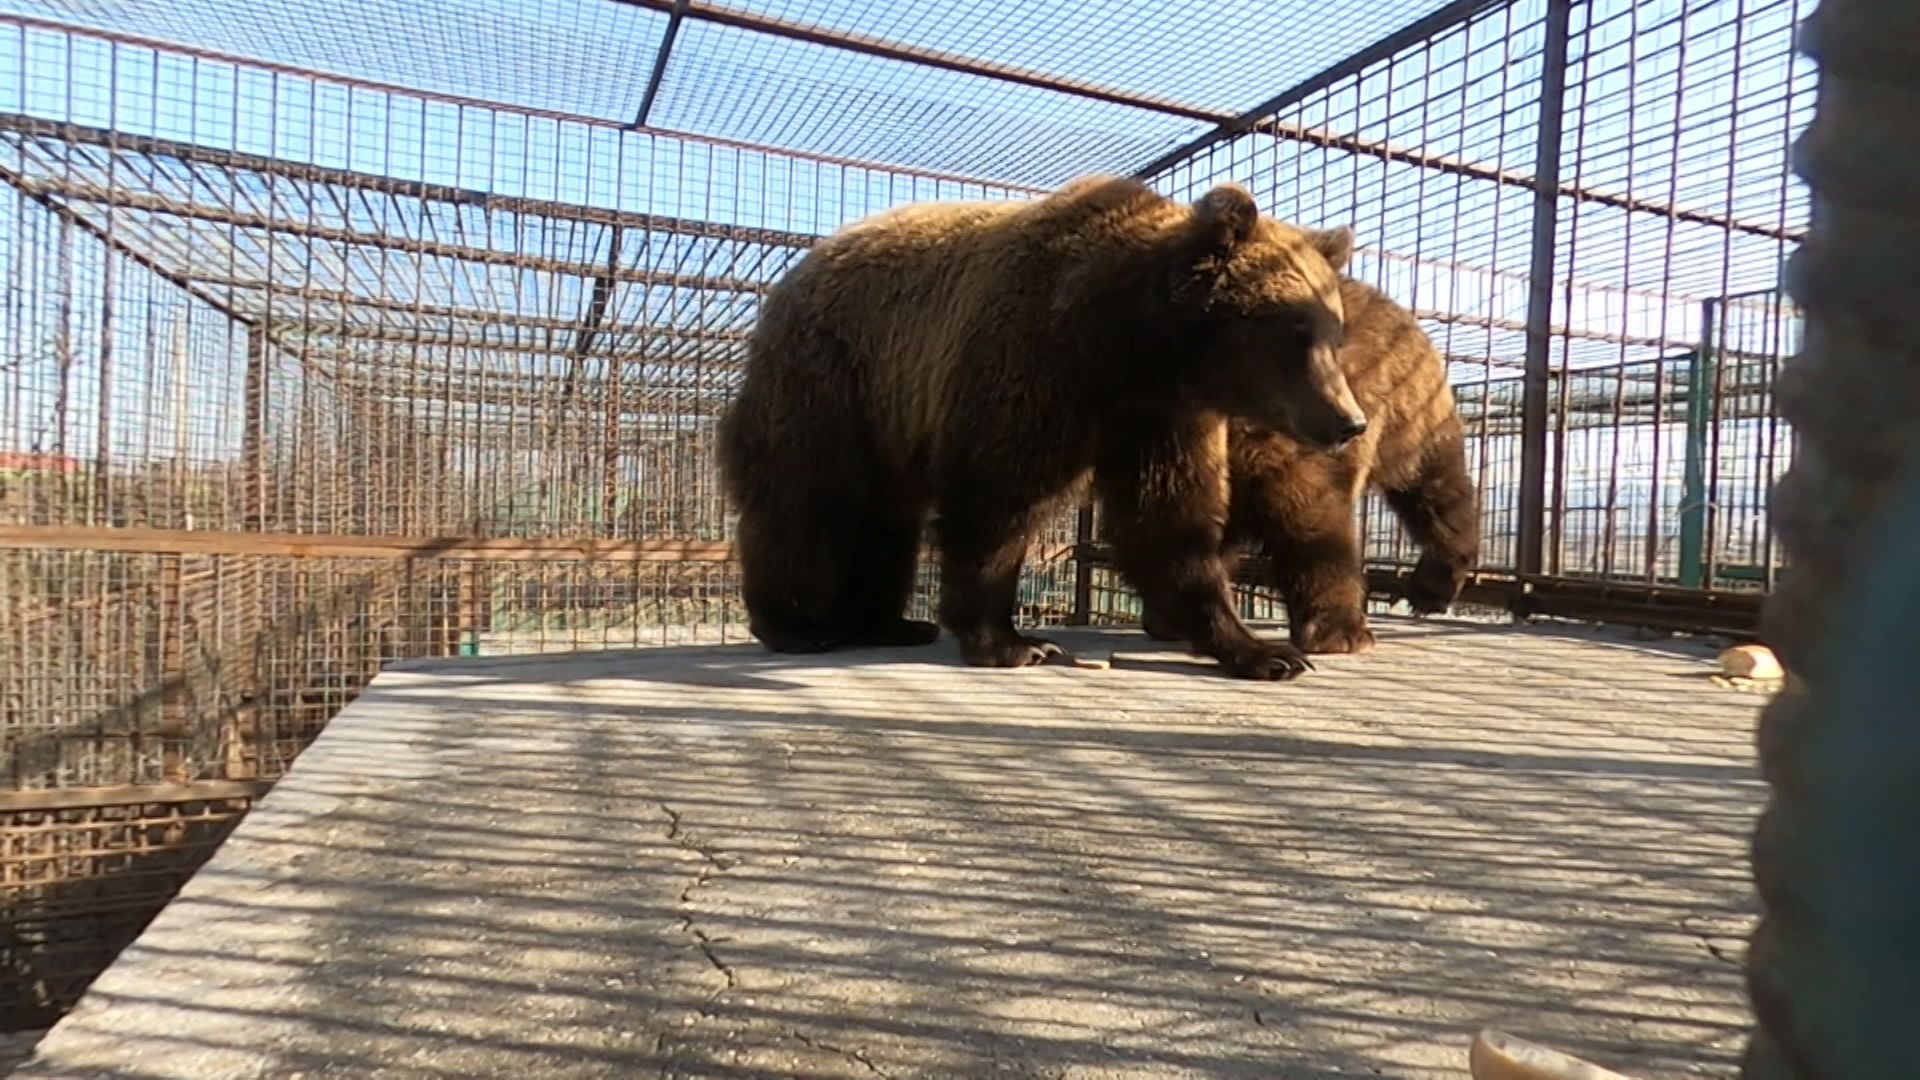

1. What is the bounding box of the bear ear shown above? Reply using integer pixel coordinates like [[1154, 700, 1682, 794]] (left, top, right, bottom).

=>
[[1191, 183, 1261, 254], [1307, 225, 1356, 273]]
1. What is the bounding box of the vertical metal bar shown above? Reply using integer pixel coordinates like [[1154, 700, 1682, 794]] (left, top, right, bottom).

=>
[[243, 327, 268, 530], [1070, 503, 1094, 626], [93, 227, 116, 527], [1703, 296, 1731, 592], [1515, 0, 1573, 579], [1679, 300, 1716, 589], [158, 554, 186, 782], [1760, 289, 1790, 590]]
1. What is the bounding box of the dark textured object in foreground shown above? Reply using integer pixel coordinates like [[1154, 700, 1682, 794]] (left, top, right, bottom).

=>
[[1742, 0, 1920, 1074]]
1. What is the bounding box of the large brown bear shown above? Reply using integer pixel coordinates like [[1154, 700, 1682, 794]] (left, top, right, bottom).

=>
[[716, 174, 1366, 680], [1138, 277, 1481, 654]]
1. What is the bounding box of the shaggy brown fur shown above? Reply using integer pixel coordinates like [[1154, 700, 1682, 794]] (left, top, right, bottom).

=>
[[716, 174, 1365, 679], [1139, 277, 1481, 653]]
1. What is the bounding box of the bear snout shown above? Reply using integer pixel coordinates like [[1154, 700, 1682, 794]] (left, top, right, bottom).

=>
[[1298, 411, 1368, 452], [1330, 415, 1369, 447]]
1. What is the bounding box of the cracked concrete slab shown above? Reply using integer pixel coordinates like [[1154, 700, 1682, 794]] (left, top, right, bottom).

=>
[[12, 618, 1764, 1079]]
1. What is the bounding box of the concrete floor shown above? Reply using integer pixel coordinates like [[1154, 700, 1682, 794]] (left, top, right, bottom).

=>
[[13, 617, 1765, 1079]]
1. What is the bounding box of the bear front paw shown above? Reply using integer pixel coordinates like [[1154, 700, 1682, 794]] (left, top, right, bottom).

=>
[[1291, 609, 1377, 654], [1405, 555, 1467, 615], [958, 631, 1064, 668], [1139, 607, 1183, 642], [1220, 641, 1315, 681]]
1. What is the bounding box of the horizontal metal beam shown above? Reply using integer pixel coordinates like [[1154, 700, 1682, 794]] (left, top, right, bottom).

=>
[[0, 14, 1046, 193], [0, 160, 261, 332], [608, 0, 1227, 123], [281, 325, 750, 356], [12, 175, 784, 292], [1072, 541, 1765, 637], [1256, 121, 1805, 244], [190, 279, 763, 336], [1386, 568, 1765, 638], [331, 360, 744, 396], [0, 779, 275, 813], [0, 525, 1079, 571], [0, 525, 738, 563], [0, 112, 824, 250]]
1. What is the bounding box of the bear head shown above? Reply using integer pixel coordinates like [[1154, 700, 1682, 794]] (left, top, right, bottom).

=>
[[1162, 184, 1365, 452]]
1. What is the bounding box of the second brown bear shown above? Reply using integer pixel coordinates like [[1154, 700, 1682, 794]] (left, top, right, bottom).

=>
[[1140, 277, 1481, 654]]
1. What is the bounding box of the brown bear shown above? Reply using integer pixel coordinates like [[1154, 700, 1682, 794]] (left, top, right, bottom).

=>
[[715, 174, 1366, 679], [1137, 276, 1481, 654]]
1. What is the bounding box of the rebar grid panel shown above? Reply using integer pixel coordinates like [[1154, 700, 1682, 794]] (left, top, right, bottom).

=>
[[1545, 0, 1811, 584], [0, 0, 1496, 189], [1141, 0, 1808, 597], [2, 792, 251, 1029]]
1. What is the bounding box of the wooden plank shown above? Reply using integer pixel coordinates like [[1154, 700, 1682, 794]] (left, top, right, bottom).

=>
[[0, 779, 275, 813], [0, 526, 1083, 566]]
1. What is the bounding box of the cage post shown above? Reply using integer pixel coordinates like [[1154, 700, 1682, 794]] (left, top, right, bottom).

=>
[[1069, 504, 1094, 625], [1678, 301, 1718, 589], [242, 328, 268, 531], [1515, 0, 1574, 580], [157, 555, 187, 783], [458, 563, 485, 656]]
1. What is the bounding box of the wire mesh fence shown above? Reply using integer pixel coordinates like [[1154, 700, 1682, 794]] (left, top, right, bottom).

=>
[[0, 0, 1809, 1030]]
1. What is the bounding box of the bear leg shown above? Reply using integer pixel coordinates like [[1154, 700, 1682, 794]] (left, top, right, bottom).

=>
[[1237, 453, 1376, 655], [1381, 427, 1480, 616], [1139, 604, 1183, 642], [733, 505, 856, 654], [932, 487, 1062, 668], [831, 493, 941, 649], [718, 367, 867, 656], [1138, 547, 1246, 642], [1096, 415, 1312, 681]]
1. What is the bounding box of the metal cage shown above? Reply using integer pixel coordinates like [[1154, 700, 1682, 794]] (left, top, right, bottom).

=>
[[0, 0, 1811, 1031]]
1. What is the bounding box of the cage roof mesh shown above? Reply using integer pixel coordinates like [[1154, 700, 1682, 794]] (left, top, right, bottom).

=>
[[0, 0, 1472, 186]]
